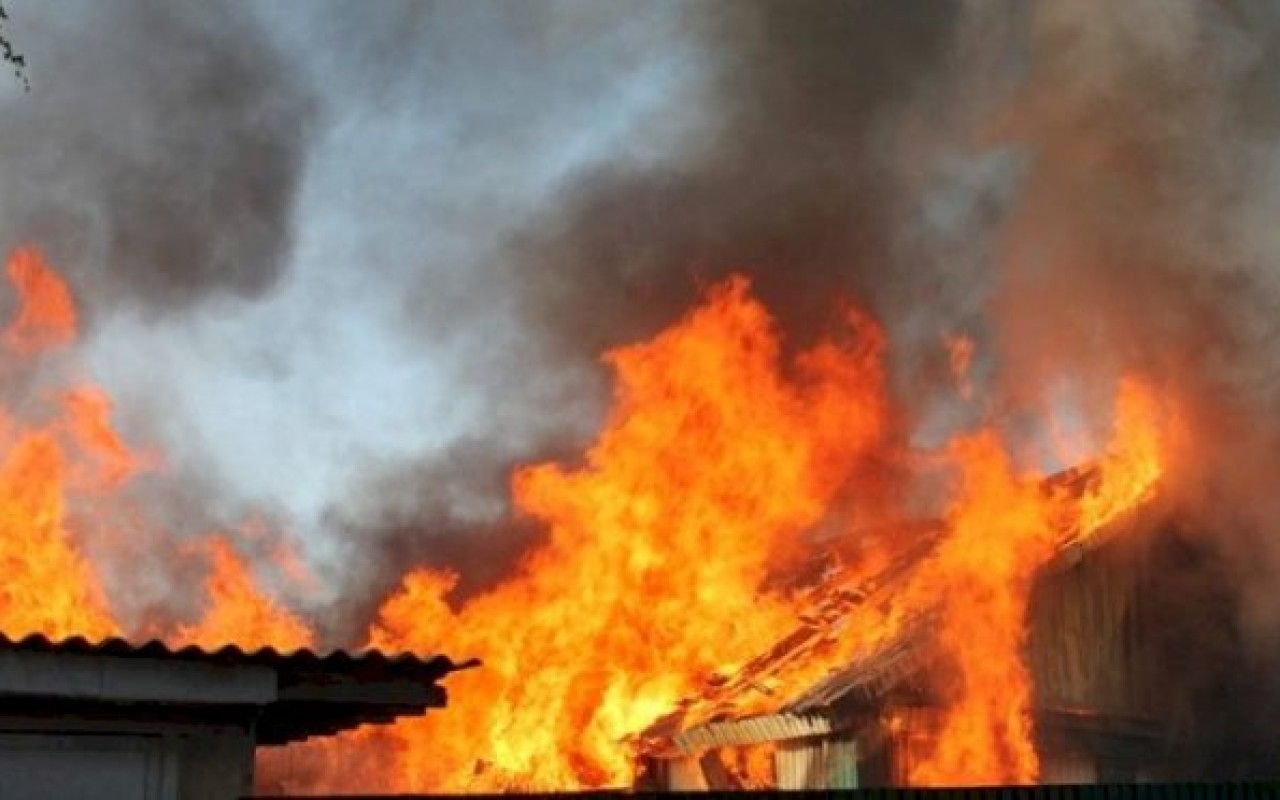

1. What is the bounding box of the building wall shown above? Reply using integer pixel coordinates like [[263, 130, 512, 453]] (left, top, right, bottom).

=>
[[0, 731, 175, 800], [775, 734, 858, 790], [1040, 749, 1100, 784], [176, 725, 258, 800], [1028, 535, 1155, 717], [0, 716, 255, 800]]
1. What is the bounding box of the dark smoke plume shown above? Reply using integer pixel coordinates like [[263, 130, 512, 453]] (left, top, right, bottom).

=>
[[0, 0, 313, 318], [972, 0, 1280, 775], [6, 0, 1280, 778], [508, 0, 968, 377]]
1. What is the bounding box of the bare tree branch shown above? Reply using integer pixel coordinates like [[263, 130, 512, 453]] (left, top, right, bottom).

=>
[[0, 1, 30, 92]]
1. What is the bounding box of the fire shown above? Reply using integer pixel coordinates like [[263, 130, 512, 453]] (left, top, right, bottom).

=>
[[3, 247, 76, 356], [0, 246, 313, 653], [0, 249, 116, 640], [906, 376, 1172, 784], [0, 245, 1179, 793], [170, 535, 315, 652], [363, 277, 889, 790], [0, 420, 120, 640], [906, 431, 1057, 785], [313, 274, 1177, 793], [945, 333, 975, 400], [1074, 379, 1169, 537]]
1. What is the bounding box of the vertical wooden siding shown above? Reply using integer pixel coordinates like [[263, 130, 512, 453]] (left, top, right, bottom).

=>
[[776, 735, 859, 790], [1027, 538, 1155, 717]]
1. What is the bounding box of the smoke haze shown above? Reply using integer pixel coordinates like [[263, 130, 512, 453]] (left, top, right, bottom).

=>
[[4, 0, 1280, 773]]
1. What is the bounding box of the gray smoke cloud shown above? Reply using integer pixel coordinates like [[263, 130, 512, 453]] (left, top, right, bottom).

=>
[[974, 0, 1280, 776], [5, 0, 1280, 779], [0, 0, 315, 631], [0, 0, 313, 314]]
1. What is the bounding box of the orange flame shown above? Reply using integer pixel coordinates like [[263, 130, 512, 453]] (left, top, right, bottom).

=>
[[3, 247, 76, 356], [0, 420, 119, 640], [61, 387, 151, 489], [945, 333, 975, 400], [907, 376, 1172, 785], [906, 430, 1056, 784], [364, 277, 889, 791], [170, 535, 315, 652], [0, 247, 313, 655], [0, 247, 1180, 793]]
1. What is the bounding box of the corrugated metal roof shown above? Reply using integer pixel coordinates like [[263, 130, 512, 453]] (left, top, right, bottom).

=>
[[0, 633, 480, 744], [0, 632, 477, 678]]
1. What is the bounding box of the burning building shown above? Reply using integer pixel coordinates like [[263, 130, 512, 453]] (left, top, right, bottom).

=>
[[5, 2, 1280, 795], [637, 466, 1175, 790]]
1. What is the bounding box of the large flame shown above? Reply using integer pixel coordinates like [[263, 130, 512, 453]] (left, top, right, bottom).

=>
[[908, 379, 1171, 784], [0, 246, 315, 652], [346, 277, 1174, 791], [0, 246, 1178, 792], [364, 277, 890, 790], [169, 535, 315, 652]]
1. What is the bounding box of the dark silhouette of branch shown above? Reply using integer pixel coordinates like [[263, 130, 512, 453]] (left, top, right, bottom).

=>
[[0, 1, 30, 92]]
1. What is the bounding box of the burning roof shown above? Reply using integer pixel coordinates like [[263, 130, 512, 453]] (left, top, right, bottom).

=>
[[638, 463, 1160, 760]]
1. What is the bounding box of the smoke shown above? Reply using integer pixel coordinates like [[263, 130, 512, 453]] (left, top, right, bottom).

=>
[[974, 0, 1280, 775], [4, 0, 1280, 775], [503, 0, 975, 398], [315, 437, 559, 644], [0, 0, 315, 632], [326, 0, 986, 611], [0, 0, 313, 314], [357, 0, 1280, 774]]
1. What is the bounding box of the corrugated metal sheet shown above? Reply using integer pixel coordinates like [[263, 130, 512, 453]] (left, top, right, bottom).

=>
[[0, 633, 478, 744], [0, 632, 477, 680], [672, 713, 833, 754]]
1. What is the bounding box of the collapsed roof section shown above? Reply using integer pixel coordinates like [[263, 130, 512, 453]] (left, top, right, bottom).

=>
[[0, 633, 479, 744], [639, 463, 1155, 757]]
